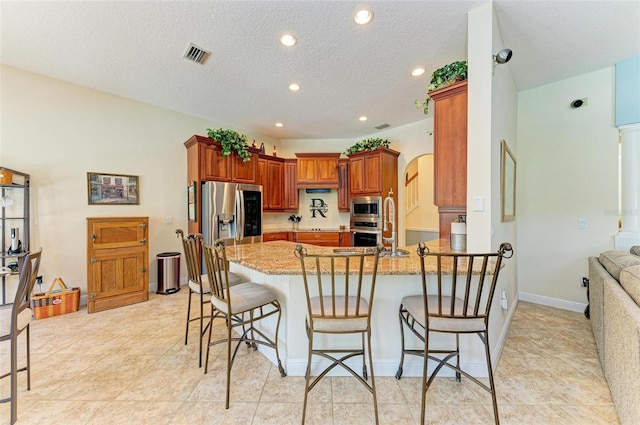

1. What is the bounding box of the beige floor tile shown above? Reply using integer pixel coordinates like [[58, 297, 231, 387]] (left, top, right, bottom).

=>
[[332, 376, 374, 404], [301, 403, 334, 425], [115, 363, 204, 401], [0, 293, 621, 425], [86, 400, 183, 425], [259, 366, 307, 403], [252, 402, 303, 424], [498, 403, 581, 425], [170, 401, 257, 425], [0, 399, 107, 425], [561, 404, 621, 425], [332, 402, 378, 425], [408, 402, 495, 425]]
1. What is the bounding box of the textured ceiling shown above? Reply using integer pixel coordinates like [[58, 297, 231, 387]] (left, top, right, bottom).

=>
[[1, 1, 639, 140]]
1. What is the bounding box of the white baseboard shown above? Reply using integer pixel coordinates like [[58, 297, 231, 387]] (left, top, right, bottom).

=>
[[519, 291, 587, 313], [492, 297, 519, 365]]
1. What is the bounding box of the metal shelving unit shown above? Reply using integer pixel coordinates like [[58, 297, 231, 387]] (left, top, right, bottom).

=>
[[1, 167, 30, 305]]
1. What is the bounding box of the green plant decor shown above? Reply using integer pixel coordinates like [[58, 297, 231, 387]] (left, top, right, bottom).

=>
[[344, 138, 390, 155], [206, 128, 252, 162], [415, 60, 468, 115]]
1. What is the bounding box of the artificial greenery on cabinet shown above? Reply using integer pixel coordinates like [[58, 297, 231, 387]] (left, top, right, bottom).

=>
[[344, 138, 390, 155], [206, 128, 252, 162], [415, 60, 468, 115]]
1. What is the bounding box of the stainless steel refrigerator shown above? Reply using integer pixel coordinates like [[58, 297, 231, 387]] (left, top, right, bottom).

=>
[[201, 181, 263, 246]]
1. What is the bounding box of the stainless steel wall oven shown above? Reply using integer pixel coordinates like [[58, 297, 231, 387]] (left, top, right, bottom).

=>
[[350, 196, 383, 247]]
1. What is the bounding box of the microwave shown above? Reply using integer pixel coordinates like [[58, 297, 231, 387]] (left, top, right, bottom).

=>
[[350, 196, 382, 220]]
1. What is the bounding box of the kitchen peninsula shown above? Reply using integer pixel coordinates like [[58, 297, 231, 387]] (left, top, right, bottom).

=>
[[222, 240, 497, 378]]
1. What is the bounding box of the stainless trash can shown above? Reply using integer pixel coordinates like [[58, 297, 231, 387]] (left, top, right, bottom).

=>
[[157, 252, 180, 294]]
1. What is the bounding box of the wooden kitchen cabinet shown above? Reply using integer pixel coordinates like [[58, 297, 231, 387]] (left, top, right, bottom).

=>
[[338, 158, 350, 212], [202, 141, 232, 181], [257, 154, 285, 211], [283, 159, 299, 212], [348, 147, 400, 197], [430, 80, 467, 238], [184, 135, 260, 184], [86, 217, 149, 313], [263, 232, 290, 242], [295, 232, 341, 247], [295, 153, 340, 188], [339, 231, 351, 247]]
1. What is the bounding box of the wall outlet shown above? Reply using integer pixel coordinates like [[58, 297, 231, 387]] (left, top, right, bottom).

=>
[[500, 288, 508, 310], [581, 276, 589, 287]]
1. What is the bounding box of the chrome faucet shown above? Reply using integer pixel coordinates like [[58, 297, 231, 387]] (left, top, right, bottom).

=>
[[383, 188, 397, 256]]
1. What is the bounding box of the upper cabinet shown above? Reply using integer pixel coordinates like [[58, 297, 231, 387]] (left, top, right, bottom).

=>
[[295, 153, 340, 188], [338, 158, 350, 212], [283, 159, 299, 212], [184, 135, 260, 184], [257, 154, 285, 211], [347, 147, 399, 197], [430, 80, 467, 238], [431, 81, 467, 207]]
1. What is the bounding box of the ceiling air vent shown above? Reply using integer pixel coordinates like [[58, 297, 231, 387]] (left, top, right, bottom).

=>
[[374, 123, 390, 130], [183, 43, 211, 65]]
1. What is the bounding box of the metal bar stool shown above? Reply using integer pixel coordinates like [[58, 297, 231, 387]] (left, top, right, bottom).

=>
[[295, 244, 382, 425], [395, 242, 513, 425], [0, 249, 43, 424], [176, 229, 248, 367], [203, 240, 286, 409]]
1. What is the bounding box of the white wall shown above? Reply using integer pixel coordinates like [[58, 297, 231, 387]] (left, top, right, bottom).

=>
[[404, 154, 438, 232], [0, 65, 280, 296], [467, 3, 521, 364], [467, 3, 495, 253], [517, 67, 619, 309]]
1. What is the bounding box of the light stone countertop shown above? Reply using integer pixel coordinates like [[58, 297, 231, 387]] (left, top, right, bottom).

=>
[[222, 239, 496, 276]]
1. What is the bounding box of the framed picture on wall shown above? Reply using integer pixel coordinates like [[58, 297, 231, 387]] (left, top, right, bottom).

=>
[[87, 172, 139, 205], [500, 140, 516, 222]]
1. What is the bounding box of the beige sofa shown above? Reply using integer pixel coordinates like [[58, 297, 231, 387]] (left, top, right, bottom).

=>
[[589, 249, 640, 425]]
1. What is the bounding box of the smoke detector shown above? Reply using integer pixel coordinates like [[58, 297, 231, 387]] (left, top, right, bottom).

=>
[[183, 43, 211, 65]]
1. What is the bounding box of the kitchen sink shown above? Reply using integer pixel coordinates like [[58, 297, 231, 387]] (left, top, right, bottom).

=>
[[379, 248, 410, 258], [332, 248, 363, 255], [332, 248, 410, 257]]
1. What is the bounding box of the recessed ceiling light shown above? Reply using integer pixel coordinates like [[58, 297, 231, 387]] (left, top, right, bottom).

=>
[[288, 83, 301, 91], [359, 116, 368, 122], [354, 9, 373, 25], [411, 67, 426, 77], [275, 122, 284, 127], [280, 34, 297, 47]]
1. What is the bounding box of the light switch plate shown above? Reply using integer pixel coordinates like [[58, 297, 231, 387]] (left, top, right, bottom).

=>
[[578, 218, 588, 229], [473, 196, 484, 212]]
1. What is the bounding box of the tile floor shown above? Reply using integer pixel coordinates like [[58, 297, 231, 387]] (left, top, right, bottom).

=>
[[1, 290, 620, 424]]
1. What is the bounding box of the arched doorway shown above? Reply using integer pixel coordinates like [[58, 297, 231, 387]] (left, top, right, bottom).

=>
[[402, 154, 439, 246]]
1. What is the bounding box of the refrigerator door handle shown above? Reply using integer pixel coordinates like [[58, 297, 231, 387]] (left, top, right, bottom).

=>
[[236, 189, 245, 241]]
